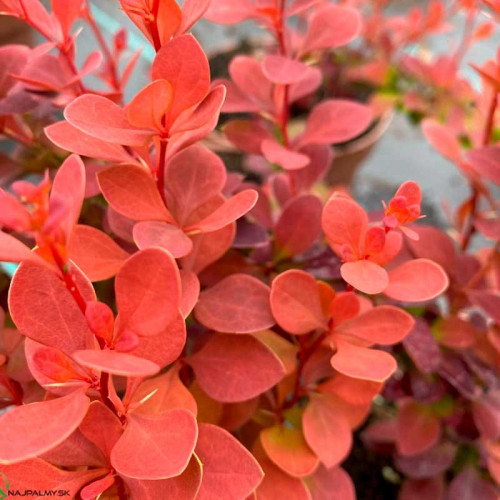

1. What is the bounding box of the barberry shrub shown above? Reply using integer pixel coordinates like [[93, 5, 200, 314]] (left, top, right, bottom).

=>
[[0, 0, 498, 498]]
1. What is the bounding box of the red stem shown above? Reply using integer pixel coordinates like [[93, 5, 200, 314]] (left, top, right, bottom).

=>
[[461, 92, 498, 251], [281, 331, 328, 412], [48, 243, 87, 314], [48, 242, 117, 414], [148, 0, 162, 52], [156, 139, 168, 205]]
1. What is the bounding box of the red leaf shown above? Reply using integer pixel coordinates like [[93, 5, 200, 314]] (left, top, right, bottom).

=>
[[406, 225, 456, 276], [123, 456, 202, 500], [156, 0, 182, 44], [152, 34, 210, 123], [85, 301, 114, 343], [400, 477, 445, 500], [130, 312, 186, 368], [466, 146, 500, 185], [186, 190, 258, 233], [331, 340, 397, 382], [97, 164, 173, 222], [335, 305, 414, 345], [52, 0, 83, 40], [303, 396, 352, 468], [81, 474, 115, 500], [435, 316, 477, 348], [319, 374, 382, 406], [300, 4, 361, 55], [0, 459, 106, 498], [394, 442, 457, 479], [384, 259, 449, 302], [9, 262, 93, 354], [224, 119, 273, 155], [30, 342, 90, 385], [0, 391, 90, 464], [181, 224, 235, 274], [271, 270, 327, 335], [0, 231, 47, 266], [115, 248, 181, 337], [262, 55, 311, 85], [50, 154, 85, 240], [170, 85, 226, 135], [0, 188, 30, 231], [254, 454, 311, 499], [254, 329, 299, 376], [195, 274, 274, 333], [447, 465, 498, 500], [68, 225, 129, 281], [204, 0, 254, 23], [64, 94, 152, 146], [467, 290, 500, 324], [330, 292, 360, 325], [261, 140, 310, 170], [228, 55, 272, 107], [179, 270, 200, 318], [110, 409, 198, 479], [195, 423, 264, 499], [0, 45, 30, 95], [340, 260, 389, 295], [396, 400, 441, 456], [300, 100, 372, 147], [126, 79, 173, 130], [308, 465, 356, 500], [133, 221, 193, 258], [179, 0, 211, 33], [45, 121, 131, 162], [40, 428, 106, 468], [260, 425, 319, 477], [130, 364, 197, 415], [189, 334, 285, 402], [165, 144, 226, 226], [275, 195, 322, 256], [73, 350, 160, 377], [422, 119, 462, 163], [322, 193, 368, 256], [166, 91, 226, 157], [80, 400, 123, 458]]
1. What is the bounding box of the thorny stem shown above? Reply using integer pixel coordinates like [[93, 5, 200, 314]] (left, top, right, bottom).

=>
[[461, 92, 498, 251]]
